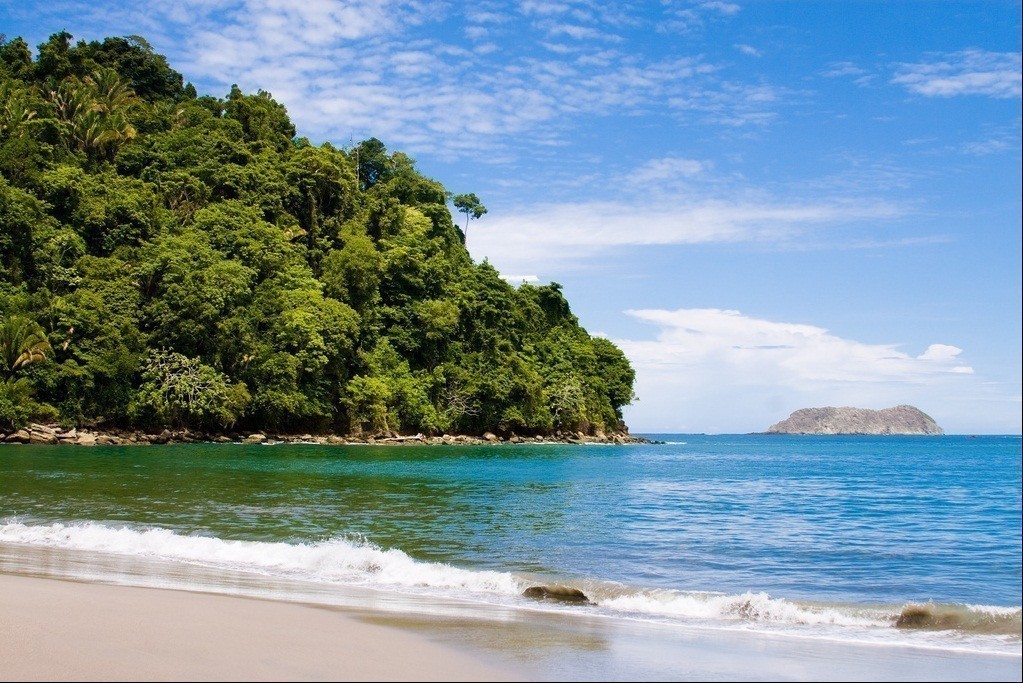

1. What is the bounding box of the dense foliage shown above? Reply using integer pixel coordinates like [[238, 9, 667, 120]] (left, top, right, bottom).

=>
[[0, 32, 634, 435]]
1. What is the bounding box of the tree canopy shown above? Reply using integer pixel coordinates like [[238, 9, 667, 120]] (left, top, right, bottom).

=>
[[452, 192, 487, 243], [0, 32, 635, 436]]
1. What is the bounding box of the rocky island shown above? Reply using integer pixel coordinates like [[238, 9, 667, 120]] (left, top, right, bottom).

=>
[[766, 405, 943, 435]]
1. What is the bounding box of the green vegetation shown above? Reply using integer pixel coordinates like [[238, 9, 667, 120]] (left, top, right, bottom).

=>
[[0, 32, 634, 436], [452, 192, 487, 244]]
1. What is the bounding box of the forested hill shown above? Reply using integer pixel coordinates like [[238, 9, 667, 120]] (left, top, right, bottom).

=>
[[0, 32, 635, 437]]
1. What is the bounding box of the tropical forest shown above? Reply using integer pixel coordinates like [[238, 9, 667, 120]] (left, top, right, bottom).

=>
[[0, 32, 635, 438]]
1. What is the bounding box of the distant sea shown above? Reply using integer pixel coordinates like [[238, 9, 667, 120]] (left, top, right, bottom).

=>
[[1, 435, 1020, 660]]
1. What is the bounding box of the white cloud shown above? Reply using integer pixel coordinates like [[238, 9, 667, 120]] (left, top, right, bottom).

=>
[[734, 43, 761, 57], [822, 61, 868, 78], [614, 308, 987, 433], [669, 82, 784, 127], [142, 3, 735, 159], [892, 50, 1022, 98], [917, 343, 967, 363], [659, 0, 741, 34], [37, 0, 782, 162], [467, 9, 513, 24], [519, 1, 571, 16], [626, 156, 707, 184], [958, 122, 1022, 156], [700, 1, 741, 16], [620, 308, 973, 383], [470, 195, 902, 273], [545, 22, 620, 41], [500, 274, 539, 284]]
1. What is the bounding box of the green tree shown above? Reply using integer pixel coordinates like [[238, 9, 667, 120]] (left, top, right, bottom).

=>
[[320, 232, 381, 313], [452, 192, 487, 243], [0, 36, 33, 80], [0, 315, 52, 381], [133, 349, 247, 428], [354, 137, 390, 189]]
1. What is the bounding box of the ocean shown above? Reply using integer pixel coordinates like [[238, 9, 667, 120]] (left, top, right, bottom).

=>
[[1, 435, 1020, 678]]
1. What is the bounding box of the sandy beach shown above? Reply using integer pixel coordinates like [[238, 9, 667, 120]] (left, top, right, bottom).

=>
[[3, 565, 1020, 683], [0, 573, 514, 681]]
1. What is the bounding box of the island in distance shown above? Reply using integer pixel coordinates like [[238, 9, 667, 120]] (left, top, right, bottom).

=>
[[766, 405, 944, 435]]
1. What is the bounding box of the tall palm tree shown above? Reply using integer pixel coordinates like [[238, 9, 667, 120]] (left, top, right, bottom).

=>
[[0, 315, 52, 382]]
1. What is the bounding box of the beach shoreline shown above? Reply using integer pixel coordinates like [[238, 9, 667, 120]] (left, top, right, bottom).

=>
[[0, 572, 518, 682], [1, 553, 1019, 683]]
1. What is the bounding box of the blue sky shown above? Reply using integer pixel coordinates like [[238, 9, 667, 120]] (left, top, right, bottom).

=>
[[3, 1, 1021, 433]]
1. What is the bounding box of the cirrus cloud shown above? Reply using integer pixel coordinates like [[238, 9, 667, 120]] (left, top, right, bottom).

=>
[[892, 50, 1022, 98], [470, 195, 904, 273]]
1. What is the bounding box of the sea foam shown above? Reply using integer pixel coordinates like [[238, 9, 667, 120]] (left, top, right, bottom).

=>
[[1, 519, 1019, 643], [0, 520, 521, 595]]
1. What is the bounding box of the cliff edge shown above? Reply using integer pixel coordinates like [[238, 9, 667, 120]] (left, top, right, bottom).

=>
[[766, 405, 943, 435]]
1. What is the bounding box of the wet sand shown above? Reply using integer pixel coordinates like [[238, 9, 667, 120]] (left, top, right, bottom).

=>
[[0, 573, 515, 681], [1, 547, 1019, 682]]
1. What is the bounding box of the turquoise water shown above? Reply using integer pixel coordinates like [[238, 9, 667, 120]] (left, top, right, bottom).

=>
[[1, 435, 1020, 651]]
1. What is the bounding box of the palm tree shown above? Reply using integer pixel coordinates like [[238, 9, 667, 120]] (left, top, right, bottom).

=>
[[0, 315, 52, 381], [46, 69, 138, 161], [0, 82, 37, 138]]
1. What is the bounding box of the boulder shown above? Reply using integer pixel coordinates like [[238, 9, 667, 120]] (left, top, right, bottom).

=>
[[244, 433, 267, 444], [76, 432, 97, 446], [522, 585, 593, 605], [29, 423, 58, 435], [482, 432, 499, 442], [149, 429, 172, 444], [7, 429, 31, 444], [29, 431, 58, 445]]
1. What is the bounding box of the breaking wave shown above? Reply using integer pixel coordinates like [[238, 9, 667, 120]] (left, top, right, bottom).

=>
[[2, 520, 1019, 643]]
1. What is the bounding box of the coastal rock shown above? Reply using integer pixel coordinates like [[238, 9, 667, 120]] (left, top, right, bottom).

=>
[[767, 405, 943, 435], [7, 429, 31, 443], [522, 585, 594, 605], [482, 432, 499, 442], [150, 429, 172, 444], [29, 430, 58, 445], [244, 433, 267, 444], [76, 432, 97, 446]]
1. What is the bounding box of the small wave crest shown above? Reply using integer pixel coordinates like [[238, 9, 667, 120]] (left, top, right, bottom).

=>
[[597, 587, 883, 628], [1, 520, 1018, 640], [595, 587, 1021, 637], [0, 520, 521, 595], [896, 603, 1022, 635]]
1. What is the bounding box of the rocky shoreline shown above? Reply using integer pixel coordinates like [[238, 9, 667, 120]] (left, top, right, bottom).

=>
[[1, 423, 647, 447]]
